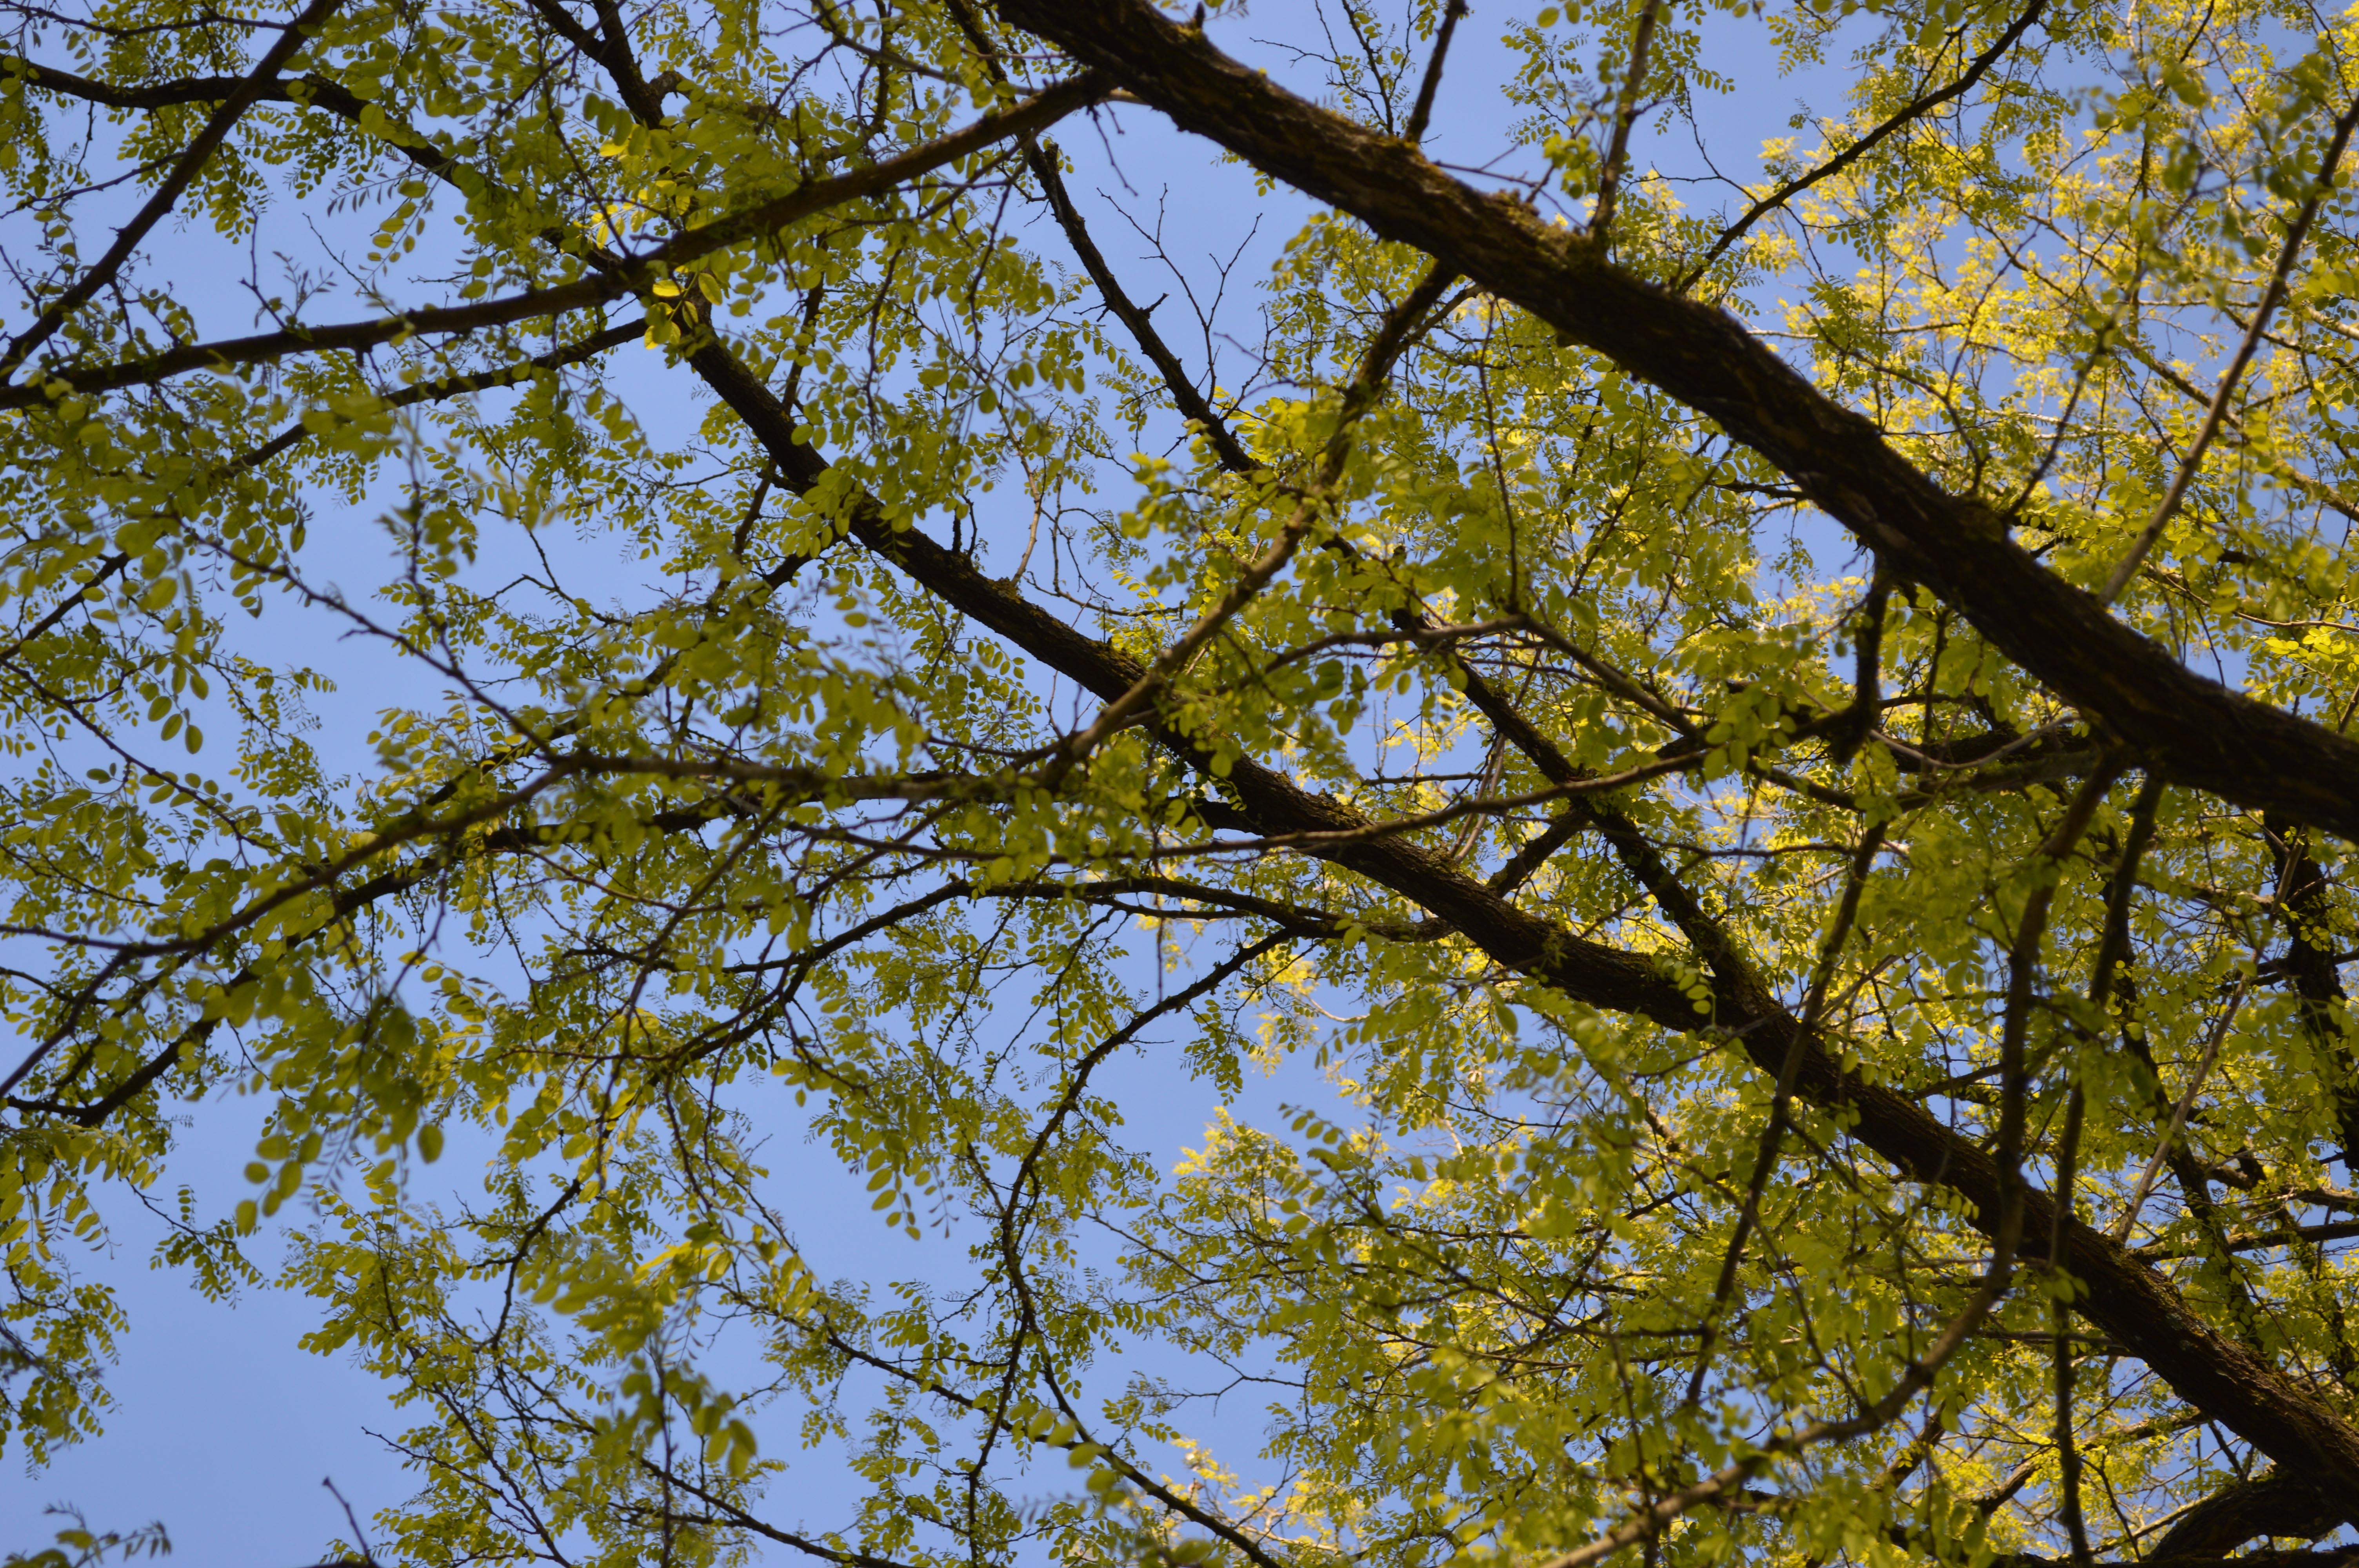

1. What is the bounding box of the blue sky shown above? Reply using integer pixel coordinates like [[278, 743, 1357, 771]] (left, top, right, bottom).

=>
[[0, 5, 1869, 1562]]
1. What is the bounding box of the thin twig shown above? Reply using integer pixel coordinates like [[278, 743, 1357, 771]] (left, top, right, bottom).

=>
[[1588, 0, 1662, 240], [1681, 817, 1885, 1406], [0, 74, 1108, 410], [1674, 0, 2047, 290], [1402, 0, 1467, 144], [2110, 969, 2252, 1243], [1, 0, 346, 377], [2098, 89, 2359, 604], [1042, 263, 1456, 781], [1024, 136, 1256, 472]]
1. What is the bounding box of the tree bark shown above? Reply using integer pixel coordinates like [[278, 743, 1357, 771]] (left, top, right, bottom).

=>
[[990, 0, 2359, 845]]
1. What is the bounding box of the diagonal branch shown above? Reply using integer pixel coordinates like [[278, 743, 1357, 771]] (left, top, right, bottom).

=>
[[1681, 815, 1887, 1406], [0, 0, 346, 378], [233, 315, 647, 470], [1043, 262, 1455, 780], [679, 305, 2359, 1488], [1674, 0, 2047, 290], [989, 0, 2359, 849], [1402, 0, 1467, 144], [1588, 0, 1662, 240], [1024, 136, 1259, 472]]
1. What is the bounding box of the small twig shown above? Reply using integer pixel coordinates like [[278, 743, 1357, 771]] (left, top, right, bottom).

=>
[[1588, 0, 1662, 240], [2004, 256, 2147, 520], [1402, 0, 1467, 144], [1675, 0, 2047, 290], [1681, 817, 1885, 1406], [2097, 89, 2359, 604], [1042, 263, 1456, 782], [1547, 773, 2121, 1568], [2110, 969, 2252, 1243], [322, 1478, 380, 1567], [1024, 135, 1258, 472]]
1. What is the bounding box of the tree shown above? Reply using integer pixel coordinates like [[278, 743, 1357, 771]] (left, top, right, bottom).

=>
[[0, 0, 2357, 1560]]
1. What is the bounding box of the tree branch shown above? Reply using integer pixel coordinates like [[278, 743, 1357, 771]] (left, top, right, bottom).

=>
[[1674, 0, 2048, 290], [0, 72, 1106, 409], [0, 0, 346, 377], [990, 0, 2359, 864], [681, 298, 2359, 1488]]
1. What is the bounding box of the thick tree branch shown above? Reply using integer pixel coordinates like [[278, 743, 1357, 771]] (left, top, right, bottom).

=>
[[677, 313, 2359, 1489], [2149, 1471, 2354, 1557], [992, 0, 2359, 847], [2268, 815, 2359, 1172]]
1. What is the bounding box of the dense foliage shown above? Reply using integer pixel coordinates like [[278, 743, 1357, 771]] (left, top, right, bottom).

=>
[[3, 0, 2359, 1562]]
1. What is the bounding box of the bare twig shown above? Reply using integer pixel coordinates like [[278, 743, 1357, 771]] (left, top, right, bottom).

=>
[[2111, 969, 2253, 1244], [2098, 90, 2359, 604], [1402, 0, 1467, 144], [1675, 0, 2047, 290], [1588, 0, 1662, 240]]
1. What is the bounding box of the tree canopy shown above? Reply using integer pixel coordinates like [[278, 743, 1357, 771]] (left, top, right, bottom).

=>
[[3, 0, 2359, 1562]]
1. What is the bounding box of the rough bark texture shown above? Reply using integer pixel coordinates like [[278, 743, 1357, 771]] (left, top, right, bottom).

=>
[[989, 0, 2359, 845], [2152, 1471, 2355, 1555]]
